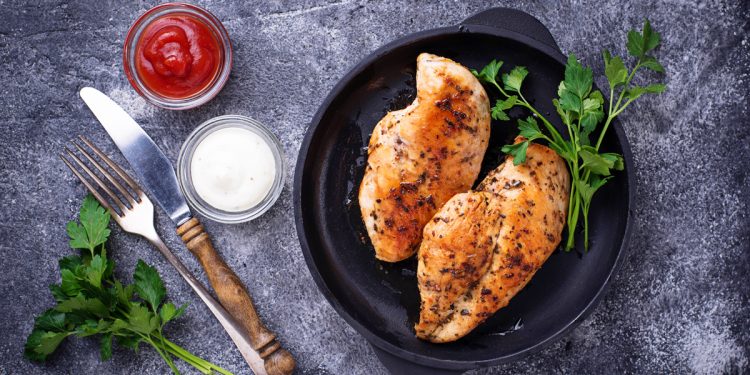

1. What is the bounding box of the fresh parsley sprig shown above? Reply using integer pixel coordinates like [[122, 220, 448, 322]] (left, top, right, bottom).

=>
[[473, 19, 666, 250], [25, 196, 233, 375]]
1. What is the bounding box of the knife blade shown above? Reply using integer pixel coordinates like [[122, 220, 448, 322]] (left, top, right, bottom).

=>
[[79, 87, 192, 226]]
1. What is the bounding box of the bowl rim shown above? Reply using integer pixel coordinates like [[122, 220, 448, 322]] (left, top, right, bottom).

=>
[[122, 2, 233, 110], [177, 115, 286, 224]]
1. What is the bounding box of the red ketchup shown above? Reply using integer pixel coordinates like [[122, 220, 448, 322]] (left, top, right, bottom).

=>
[[134, 14, 221, 99]]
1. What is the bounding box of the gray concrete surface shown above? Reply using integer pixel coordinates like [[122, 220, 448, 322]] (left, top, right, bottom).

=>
[[1, 1, 748, 374]]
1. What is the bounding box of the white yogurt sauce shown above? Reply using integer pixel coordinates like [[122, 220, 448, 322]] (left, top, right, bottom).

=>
[[190, 127, 276, 212]]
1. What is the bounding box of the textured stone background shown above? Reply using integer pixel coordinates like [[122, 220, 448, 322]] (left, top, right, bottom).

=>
[[1, 0, 748, 374]]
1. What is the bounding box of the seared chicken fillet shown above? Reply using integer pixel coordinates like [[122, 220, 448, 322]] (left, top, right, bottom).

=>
[[415, 141, 569, 342], [359, 53, 491, 262]]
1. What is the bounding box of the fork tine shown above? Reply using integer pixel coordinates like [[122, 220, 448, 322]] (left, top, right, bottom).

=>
[[60, 154, 119, 216], [78, 135, 143, 201], [72, 139, 136, 209], [63, 147, 129, 215]]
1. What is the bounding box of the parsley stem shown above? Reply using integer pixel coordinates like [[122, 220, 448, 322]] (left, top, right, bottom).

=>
[[517, 92, 566, 146], [143, 335, 181, 375], [565, 192, 581, 250], [515, 82, 582, 252], [162, 345, 211, 374], [593, 115, 615, 151], [491, 81, 512, 99], [159, 338, 209, 370], [156, 325, 171, 371], [581, 60, 642, 249], [565, 182, 578, 250], [157, 334, 234, 375], [595, 61, 641, 151], [572, 59, 643, 256], [563, 111, 576, 151], [583, 202, 590, 249]]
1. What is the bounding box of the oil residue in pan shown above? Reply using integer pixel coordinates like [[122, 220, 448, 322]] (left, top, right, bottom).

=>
[[343, 145, 367, 208], [386, 88, 416, 111], [484, 318, 524, 337], [341, 145, 419, 327], [376, 259, 421, 327], [343, 123, 369, 246], [342, 70, 423, 329], [342, 122, 422, 329], [344, 69, 417, 245]]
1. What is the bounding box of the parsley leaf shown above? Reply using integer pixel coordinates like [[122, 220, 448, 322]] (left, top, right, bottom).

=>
[[626, 83, 666, 100], [502, 66, 528, 92], [67, 195, 110, 253], [603, 50, 628, 89], [58, 255, 82, 273], [100, 333, 113, 361], [471, 59, 503, 87], [517, 117, 544, 140], [490, 95, 518, 121], [113, 280, 134, 306], [55, 294, 109, 318], [159, 302, 188, 326], [640, 56, 665, 73], [559, 90, 582, 114], [581, 90, 605, 133], [600, 152, 625, 171], [575, 176, 612, 206], [134, 260, 166, 313], [74, 319, 111, 338], [580, 148, 616, 176], [60, 268, 83, 297], [25, 330, 69, 361], [127, 303, 159, 335], [491, 104, 510, 120], [578, 147, 625, 177], [501, 140, 530, 166], [115, 334, 142, 352], [85, 254, 106, 288], [627, 19, 660, 58], [66, 222, 90, 251], [563, 53, 593, 99], [35, 309, 68, 332]]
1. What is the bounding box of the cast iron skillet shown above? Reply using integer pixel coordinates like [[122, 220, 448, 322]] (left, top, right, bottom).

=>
[[293, 8, 634, 374]]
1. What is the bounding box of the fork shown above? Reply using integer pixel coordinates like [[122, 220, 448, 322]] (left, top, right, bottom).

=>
[[60, 136, 267, 375]]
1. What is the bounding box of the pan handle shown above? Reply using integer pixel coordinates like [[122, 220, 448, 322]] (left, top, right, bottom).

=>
[[461, 7, 562, 53], [371, 345, 465, 375]]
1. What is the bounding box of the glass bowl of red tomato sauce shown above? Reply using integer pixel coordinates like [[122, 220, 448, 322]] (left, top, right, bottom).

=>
[[123, 3, 232, 110]]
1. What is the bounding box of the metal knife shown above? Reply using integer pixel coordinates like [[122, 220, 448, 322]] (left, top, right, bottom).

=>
[[79, 87, 295, 375]]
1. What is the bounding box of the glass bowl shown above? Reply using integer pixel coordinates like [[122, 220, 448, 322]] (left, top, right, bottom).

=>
[[177, 115, 285, 223], [123, 3, 232, 110]]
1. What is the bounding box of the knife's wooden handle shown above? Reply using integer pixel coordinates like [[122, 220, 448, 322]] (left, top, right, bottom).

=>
[[177, 218, 295, 375]]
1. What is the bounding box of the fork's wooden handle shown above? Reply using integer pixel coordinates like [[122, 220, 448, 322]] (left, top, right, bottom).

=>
[[177, 218, 295, 375]]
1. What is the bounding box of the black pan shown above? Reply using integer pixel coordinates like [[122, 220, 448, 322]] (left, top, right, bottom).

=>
[[293, 8, 634, 374]]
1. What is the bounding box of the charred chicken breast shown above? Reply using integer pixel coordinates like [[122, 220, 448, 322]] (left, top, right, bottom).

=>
[[359, 53, 491, 262], [415, 141, 569, 343]]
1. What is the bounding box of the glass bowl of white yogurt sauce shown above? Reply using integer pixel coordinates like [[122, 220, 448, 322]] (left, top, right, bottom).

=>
[[177, 115, 285, 223]]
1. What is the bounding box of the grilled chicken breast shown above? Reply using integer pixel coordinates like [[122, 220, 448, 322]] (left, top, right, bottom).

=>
[[359, 53, 491, 262], [415, 141, 569, 343]]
